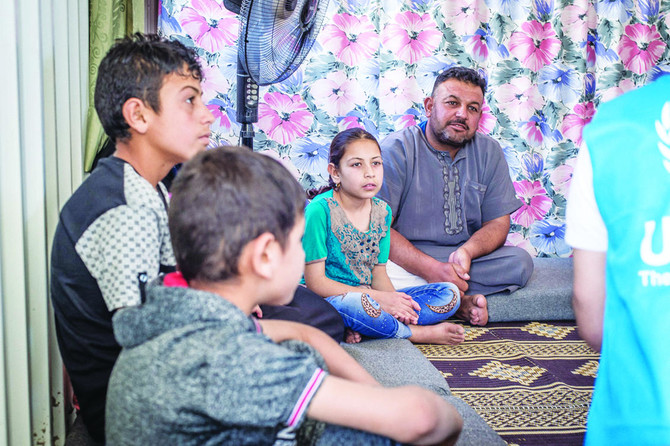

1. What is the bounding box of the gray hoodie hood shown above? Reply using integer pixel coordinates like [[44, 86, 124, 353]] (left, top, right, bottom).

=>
[[112, 277, 255, 349]]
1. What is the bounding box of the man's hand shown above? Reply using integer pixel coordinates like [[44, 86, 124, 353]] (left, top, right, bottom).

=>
[[449, 247, 472, 276], [390, 228, 471, 292], [423, 259, 470, 294]]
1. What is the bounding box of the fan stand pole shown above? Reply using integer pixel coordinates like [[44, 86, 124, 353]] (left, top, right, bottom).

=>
[[236, 56, 259, 150], [240, 123, 254, 150]]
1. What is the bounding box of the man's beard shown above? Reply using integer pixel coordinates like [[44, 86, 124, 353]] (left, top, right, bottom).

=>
[[431, 120, 475, 149]]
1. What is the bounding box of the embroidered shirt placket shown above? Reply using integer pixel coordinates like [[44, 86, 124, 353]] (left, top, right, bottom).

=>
[[437, 152, 463, 235]]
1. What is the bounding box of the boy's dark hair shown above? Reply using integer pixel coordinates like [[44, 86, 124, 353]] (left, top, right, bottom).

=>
[[94, 33, 203, 143], [307, 128, 380, 199], [169, 146, 306, 282], [431, 66, 487, 96]]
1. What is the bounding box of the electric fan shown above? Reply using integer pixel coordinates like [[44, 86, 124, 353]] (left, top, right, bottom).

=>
[[223, 0, 330, 149]]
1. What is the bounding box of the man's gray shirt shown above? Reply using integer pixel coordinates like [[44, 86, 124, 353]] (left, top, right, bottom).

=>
[[378, 124, 520, 261]]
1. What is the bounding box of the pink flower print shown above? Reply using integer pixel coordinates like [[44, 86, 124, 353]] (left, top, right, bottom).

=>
[[561, 102, 595, 146], [382, 12, 442, 64], [207, 100, 232, 132], [560, 4, 596, 41], [509, 21, 561, 72], [511, 180, 552, 228], [200, 62, 231, 104], [441, 0, 488, 36], [601, 78, 637, 103], [179, 0, 239, 53], [338, 111, 376, 132], [505, 232, 538, 257], [257, 92, 314, 145], [339, 116, 366, 130], [585, 36, 596, 67], [311, 71, 364, 116], [464, 27, 510, 63], [320, 13, 378, 66], [519, 120, 544, 146], [463, 33, 489, 62], [495, 77, 545, 122], [379, 71, 421, 115], [549, 157, 577, 197], [477, 102, 496, 134], [618, 24, 667, 75], [396, 113, 421, 129]]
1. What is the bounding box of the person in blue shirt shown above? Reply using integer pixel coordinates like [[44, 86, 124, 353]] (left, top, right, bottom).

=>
[[566, 74, 670, 445]]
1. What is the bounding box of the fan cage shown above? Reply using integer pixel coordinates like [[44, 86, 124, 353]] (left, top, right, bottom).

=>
[[238, 0, 329, 86]]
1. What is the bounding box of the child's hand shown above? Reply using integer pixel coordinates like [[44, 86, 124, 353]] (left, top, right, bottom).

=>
[[371, 291, 420, 325], [252, 305, 263, 318]]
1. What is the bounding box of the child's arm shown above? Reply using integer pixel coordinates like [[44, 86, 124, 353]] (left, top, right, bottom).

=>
[[305, 261, 420, 324], [308, 375, 463, 445], [258, 319, 378, 386], [370, 264, 398, 292], [304, 261, 363, 297], [260, 319, 462, 444]]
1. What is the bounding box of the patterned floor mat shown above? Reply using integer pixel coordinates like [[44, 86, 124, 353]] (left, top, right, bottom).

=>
[[417, 321, 599, 445]]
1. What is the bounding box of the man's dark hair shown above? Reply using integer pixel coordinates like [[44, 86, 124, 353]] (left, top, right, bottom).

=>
[[169, 146, 306, 283], [94, 33, 203, 143], [431, 66, 487, 96]]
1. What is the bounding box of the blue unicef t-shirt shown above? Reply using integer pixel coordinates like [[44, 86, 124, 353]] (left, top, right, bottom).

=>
[[583, 75, 670, 445]]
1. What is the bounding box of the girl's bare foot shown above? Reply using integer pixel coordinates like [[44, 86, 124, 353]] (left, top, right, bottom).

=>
[[456, 294, 488, 326], [409, 322, 465, 345], [345, 329, 362, 344]]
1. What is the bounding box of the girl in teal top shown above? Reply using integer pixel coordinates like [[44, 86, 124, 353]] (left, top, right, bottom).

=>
[[303, 128, 465, 344]]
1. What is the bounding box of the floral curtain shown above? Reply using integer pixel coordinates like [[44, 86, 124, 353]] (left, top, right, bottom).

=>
[[158, 0, 670, 257]]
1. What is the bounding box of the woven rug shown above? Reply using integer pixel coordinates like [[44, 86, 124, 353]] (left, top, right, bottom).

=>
[[418, 321, 599, 446]]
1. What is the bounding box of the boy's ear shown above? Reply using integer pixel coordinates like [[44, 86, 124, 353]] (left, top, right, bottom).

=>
[[121, 98, 150, 135], [327, 163, 340, 184], [247, 232, 279, 280]]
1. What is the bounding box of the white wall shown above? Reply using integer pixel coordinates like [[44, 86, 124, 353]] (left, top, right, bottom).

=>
[[0, 0, 88, 444]]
